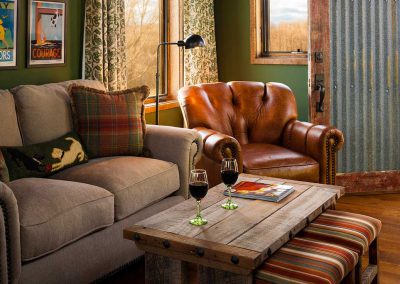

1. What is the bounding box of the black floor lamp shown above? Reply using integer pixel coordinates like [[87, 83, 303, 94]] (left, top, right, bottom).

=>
[[155, 34, 205, 125]]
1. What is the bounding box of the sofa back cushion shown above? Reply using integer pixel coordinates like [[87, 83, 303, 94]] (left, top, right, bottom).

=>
[[11, 80, 105, 145], [0, 90, 22, 147]]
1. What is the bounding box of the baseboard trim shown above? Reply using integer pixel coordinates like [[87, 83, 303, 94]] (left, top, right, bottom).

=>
[[336, 170, 400, 194]]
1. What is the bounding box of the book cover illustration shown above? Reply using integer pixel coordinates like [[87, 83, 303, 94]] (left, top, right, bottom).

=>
[[224, 181, 294, 202]]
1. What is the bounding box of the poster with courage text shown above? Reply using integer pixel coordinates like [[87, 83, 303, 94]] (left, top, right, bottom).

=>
[[28, 0, 65, 67]]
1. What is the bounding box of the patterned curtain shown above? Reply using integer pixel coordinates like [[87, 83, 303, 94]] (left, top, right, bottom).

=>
[[184, 0, 219, 85], [84, 0, 127, 91]]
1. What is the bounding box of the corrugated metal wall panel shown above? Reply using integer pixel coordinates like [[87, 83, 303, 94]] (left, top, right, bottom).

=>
[[330, 0, 400, 173]]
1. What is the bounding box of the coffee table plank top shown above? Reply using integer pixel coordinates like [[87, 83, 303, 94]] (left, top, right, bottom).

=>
[[124, 174, 344, 274]]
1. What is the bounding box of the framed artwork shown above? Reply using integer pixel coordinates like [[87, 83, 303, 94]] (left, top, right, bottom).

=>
[[27, 0, 66, 67], [0, 0, 18, 69]]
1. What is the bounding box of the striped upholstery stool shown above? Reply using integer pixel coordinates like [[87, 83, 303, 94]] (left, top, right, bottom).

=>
[[254, 237, 359, 284], [300, 210, 382, 255], [300, 210, 382, 283]]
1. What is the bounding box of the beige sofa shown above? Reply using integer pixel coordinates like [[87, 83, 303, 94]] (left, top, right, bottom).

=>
[[0, 80, 202, 283]]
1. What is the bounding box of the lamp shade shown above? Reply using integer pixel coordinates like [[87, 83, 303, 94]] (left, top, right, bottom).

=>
[[183, 34, 206, 49]]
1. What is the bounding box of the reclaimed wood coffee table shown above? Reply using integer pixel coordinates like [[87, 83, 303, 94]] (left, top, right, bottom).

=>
[[124, 174, 344, 283]]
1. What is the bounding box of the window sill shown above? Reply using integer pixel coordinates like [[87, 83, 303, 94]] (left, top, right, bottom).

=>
[[145, 100, 180, 114], [251, 55, 308, 65]]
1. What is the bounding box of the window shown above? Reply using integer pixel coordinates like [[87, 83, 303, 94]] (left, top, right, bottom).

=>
[[250, 0, 308, 65], [125, 0, 165, 98]]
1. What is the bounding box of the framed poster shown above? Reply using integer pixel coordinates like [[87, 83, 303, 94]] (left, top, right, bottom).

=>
[[0, 0, 18, 69], [27, 0, 66, 67]]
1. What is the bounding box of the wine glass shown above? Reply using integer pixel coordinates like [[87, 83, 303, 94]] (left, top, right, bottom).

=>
[[189, 169, 209, 226], [221, 158, 239, 210]]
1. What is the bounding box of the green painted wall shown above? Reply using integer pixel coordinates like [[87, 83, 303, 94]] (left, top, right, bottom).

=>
[[146, 108, 183, 127], [214, 0, 309, 121], [0, 1, 182, 127], [0, 0, 85, 89]]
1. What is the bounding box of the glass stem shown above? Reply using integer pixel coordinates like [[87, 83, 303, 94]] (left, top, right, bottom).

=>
[[228, 185, 232, 203], [196, 200, 201, 218]]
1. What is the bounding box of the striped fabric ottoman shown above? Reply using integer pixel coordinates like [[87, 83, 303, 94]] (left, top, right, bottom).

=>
[[299, 210, 382, 283], [254, 237, 359, 284], [300, 210, 382, 255]]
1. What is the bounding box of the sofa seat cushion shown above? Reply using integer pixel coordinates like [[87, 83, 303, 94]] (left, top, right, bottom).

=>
[[51, 156, 180, 220], [242, 144, 320, 183], [8, 178, 114, 261]]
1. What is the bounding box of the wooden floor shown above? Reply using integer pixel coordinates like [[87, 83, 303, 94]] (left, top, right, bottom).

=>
[[106, 193, 400, 283]]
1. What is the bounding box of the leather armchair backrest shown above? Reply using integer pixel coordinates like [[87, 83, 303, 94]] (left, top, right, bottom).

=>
[[179, 81, 298, 145]]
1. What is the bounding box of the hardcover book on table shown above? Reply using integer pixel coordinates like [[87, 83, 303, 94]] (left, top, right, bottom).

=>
[[224, 181, 294, 202]]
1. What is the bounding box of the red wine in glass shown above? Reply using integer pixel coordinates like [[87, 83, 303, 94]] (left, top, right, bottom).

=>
[[221, 158, 239, 210], [189, 182, 209, 201], [189, 169, 209, 226], [221, 170, 239, 186]]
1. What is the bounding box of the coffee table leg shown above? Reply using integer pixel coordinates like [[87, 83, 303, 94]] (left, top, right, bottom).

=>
[[198, 265, 253, 284], [145, 253, 189, 284]]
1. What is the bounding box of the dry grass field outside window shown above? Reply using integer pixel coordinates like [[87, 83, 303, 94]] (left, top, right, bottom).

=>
[[267, 0, 308, 53], [125, 0, 160, 97], [269, 21, 307, 53]]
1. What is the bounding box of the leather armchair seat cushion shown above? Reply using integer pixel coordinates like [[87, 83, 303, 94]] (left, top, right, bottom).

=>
[[241, 144, 319, 182], [51, 156, 180, 220], [8, 178, 114, 261]]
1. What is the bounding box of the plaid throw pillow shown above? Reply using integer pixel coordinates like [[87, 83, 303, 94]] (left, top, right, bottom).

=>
[[70, 86, 149, 158]]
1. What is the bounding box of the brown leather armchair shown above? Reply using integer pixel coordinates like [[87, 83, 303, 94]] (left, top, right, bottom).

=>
[[178, 81, 344, 187]]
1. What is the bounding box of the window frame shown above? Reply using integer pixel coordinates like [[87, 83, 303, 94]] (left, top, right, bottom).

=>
[[250, 0, 308, 65]]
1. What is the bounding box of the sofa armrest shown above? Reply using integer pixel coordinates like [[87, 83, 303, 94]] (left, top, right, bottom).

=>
[[283, 120, 344, 184], [194, 127, 243, 172], [144, 125, 203, 198], [0, 182, 21, 283]]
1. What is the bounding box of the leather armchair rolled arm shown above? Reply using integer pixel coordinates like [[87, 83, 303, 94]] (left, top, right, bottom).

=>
[[283, 120, 344, 184], [0, 182, 21, 283], [194, 127, 243, 172]]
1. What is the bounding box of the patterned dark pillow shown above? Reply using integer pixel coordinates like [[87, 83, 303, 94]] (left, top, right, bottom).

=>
[[70, 85, 149, 158], [0, 132, 88, 182]]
